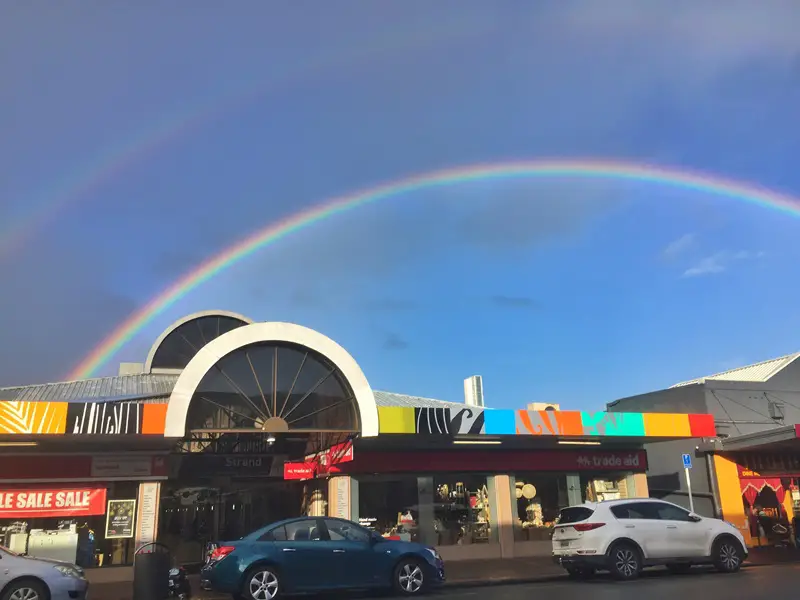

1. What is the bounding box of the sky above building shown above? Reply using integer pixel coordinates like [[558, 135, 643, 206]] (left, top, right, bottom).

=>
[[1, 1, 800, 409]]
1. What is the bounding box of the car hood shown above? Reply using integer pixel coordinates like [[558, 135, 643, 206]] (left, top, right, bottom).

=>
[[382, 540, 434, 555], [15, 554, 82, 572]]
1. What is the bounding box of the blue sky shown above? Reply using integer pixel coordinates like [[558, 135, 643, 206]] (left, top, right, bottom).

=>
[[2, 1, 800, 410]]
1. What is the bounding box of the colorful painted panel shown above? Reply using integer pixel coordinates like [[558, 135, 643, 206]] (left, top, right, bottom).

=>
[[66, 401, 168, 436], [688, 413, 715, 437], [581, 412, 646, 436], [0, 401, 68, 434], [643, 413, 691, 437], [484, 410, 516, 435], [413, 407, 485, 434], [516, 410, 584, 435], [377, 407, 416, 433]]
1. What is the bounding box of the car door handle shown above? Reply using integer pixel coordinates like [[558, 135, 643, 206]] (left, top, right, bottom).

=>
[[333, 549, 346, 553], [666, 525, 678, 529], [282, 548, 296, 552]]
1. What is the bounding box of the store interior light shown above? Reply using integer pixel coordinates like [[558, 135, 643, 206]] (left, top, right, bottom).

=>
[[453, 440, 502, 445], [558, 440, 601, 446], [0, 441, 38, 447]]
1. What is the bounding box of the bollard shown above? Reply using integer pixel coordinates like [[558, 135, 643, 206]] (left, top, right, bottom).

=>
[[132, 542, 171, 600]]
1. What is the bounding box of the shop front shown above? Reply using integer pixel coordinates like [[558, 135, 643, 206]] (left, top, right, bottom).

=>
[[0, 313, 718, 569], [0, 451, 169, 567], [708, 424, 800, 547]]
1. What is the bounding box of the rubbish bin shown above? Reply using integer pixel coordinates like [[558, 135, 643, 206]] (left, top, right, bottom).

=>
[[132, 542, 171, 600]]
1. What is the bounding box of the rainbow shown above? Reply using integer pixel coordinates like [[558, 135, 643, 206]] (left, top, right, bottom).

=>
[[0, 23, 486, 260], [68, 158, 800, 379]]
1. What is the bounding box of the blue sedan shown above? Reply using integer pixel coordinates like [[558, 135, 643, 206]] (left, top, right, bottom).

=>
[[201, 516, 445, 599]]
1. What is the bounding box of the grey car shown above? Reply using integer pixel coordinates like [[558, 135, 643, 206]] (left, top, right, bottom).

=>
[[0, 546, 89, 600]]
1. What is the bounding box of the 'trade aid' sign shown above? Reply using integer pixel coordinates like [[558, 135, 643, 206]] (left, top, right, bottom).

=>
[[0, 488, 107, 519]]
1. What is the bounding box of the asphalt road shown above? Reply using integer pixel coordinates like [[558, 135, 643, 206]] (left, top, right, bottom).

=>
[[423, 564, 800, 600]]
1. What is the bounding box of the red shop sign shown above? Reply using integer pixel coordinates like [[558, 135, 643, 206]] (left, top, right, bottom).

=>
[[284, 462, 315, 480], [0, 488, 107, 519]]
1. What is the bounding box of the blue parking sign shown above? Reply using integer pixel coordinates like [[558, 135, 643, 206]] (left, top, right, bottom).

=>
[[682, 453, 692, 469]]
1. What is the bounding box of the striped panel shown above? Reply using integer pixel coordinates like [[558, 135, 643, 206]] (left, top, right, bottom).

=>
[[0, 401, 68, 434], [377, 407, 416, 433], [643, 413, 692, 436]]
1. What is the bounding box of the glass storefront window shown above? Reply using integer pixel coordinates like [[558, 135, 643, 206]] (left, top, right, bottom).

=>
[[512, 473, 567, 541], [431, 475, 492, 546], [358, 476, 420, 542]]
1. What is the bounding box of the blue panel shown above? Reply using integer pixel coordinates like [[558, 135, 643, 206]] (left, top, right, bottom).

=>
[[484, 410, 516, 435]]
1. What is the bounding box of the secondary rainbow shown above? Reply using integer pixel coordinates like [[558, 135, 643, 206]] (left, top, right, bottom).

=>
[[68, 158, 800, 379]]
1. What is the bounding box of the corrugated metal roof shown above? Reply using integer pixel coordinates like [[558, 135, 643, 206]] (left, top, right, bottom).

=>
[[671, 353, 800, 388], [0, 374, 180, 402], [373, 390, 474, 410], [0, 375, 468, 410]]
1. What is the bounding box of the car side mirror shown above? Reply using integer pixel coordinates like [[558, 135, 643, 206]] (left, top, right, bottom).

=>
[[688, 513, 702, 522], [370, 532, 384, 544]]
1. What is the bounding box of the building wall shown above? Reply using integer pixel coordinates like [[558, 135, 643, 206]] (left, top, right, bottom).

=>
[[704, 380, 800, 438], [608, 385, 716, 515]]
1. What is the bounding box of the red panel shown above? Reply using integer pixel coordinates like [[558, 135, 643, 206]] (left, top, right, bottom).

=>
[[0, 456, 92, 480], [0, 488, 107, 519], [333, 449, 648, 474], [688, 414, 716, 437]]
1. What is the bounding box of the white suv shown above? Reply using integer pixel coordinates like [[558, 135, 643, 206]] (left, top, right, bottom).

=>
[[551, 498, 748, 580]]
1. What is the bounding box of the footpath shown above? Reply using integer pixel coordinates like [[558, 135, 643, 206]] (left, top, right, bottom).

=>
[[86, 548, 800, 600]]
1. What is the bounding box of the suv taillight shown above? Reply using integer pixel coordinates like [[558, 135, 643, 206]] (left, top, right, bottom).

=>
[[573, 522, 605, 532], [210, 546, 235, 561]]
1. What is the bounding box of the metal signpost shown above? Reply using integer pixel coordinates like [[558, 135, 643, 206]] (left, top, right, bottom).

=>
[[682, 453, 695, 513]]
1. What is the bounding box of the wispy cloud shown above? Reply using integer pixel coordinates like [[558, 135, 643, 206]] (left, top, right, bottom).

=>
[[682, 250, 766, 278], [383, 332, 409, 351], [661, 233, 696, 260], [490, 295, 539, 310]]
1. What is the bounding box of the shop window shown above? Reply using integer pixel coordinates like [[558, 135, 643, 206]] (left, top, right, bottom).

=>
[[580, 474, 628, 502], [431, 475, 493, 546], [324, 518, 371, 543], [357, 476, 420, 542], [513, 473, 567, 541]]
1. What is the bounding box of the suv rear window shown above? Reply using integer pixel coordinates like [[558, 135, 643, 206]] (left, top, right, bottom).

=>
[[556, 507, 594, 524]]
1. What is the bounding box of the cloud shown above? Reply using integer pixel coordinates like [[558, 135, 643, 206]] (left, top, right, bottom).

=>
[[363, 298, 418, 312], [490, 295, 539, 310], [682, 249, 765, 277], [382, 332, 409, 351], [661, 233, 696, 260]]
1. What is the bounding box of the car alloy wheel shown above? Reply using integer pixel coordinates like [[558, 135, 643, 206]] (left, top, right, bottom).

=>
[[8, 584, 43, 600], [398, 561, 424, 594], [613, 546, 639, 579], [248, 569, 279, 600], [718, 542, 741, 572]]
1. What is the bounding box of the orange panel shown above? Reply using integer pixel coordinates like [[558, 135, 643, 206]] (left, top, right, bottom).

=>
[[0, 401, 67, 435], [643, 413, 691, 437], [142, 404, 168, 435], [554, 411, 585, 435], [714, 454, 752, 546]]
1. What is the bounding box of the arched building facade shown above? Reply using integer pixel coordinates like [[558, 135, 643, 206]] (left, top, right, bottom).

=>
[[0, 311, 716, 572]]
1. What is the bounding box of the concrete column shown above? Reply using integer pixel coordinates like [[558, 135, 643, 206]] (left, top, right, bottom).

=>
[[491, 474, 515, 558], [417, 477, 436, 546], [328, 476, 357, 520], [566, 474, 582, 506]]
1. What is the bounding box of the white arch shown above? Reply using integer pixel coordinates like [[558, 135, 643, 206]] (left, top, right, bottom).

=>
[[144, 310, 253, 373], [164, 321, 379, 438]]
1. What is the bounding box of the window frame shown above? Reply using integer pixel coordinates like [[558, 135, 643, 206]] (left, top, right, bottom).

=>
[[320, 517, 373, 544]]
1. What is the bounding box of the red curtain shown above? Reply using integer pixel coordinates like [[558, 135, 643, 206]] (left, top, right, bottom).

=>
[[742, 484, 759, 508]]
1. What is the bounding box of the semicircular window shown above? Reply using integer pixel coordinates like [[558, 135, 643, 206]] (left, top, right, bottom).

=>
[[150, 315, 249, 371], [185, 342, 360, 434]]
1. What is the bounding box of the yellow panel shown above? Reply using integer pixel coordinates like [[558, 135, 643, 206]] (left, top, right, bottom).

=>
[[378, 407, 416, 433], [0, 401, 68, 435], [643, 413, 691, 437], [714, 454, 752, 546]]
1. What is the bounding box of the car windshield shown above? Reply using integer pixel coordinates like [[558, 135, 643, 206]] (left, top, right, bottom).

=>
[[556, 507, 594, 525]]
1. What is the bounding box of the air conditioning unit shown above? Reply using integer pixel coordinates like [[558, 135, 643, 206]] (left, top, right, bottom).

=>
[[527, 402, 561, 412]]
